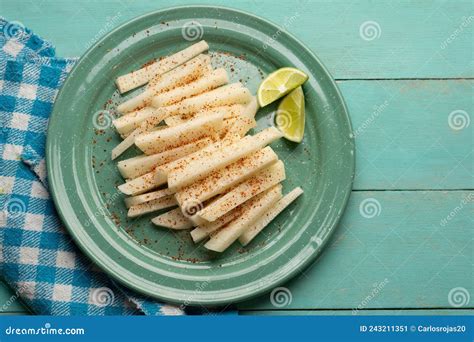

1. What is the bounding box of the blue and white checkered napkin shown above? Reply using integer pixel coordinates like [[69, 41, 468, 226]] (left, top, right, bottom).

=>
[[0, 18, 185, 315]]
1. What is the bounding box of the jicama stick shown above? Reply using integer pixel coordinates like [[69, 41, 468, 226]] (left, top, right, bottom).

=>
[[118, 135, 239, 195], [147, 54, 211, 90], [117, 91, 152, 116], [117, 55, 212, 113], [197, 160, 285, 222], [120, 83, 250, 136], [153, 133, 239, 180], [220, 115, 256, 138], [243, 96, 259, 118], [152, 68, 229, 107], [142, 83, 250, 130], [164, 115, 188, 127], [113, 107, 157, 136], [188, 214, 206, 227], [239, 187, 304, 246], [111, 125, 167, 159], [124, 188, 174, 208], [206, 104, 246, 118], [111, 129, 140, 160], [175, 146, 278, 210], [169, 109, 252, 138], [204, 185, 282, 252], [151, 208, 193, 230], [164, 104, 245, 126], [151, 82, 249, 108], [127, 195, 177, 218], [135, 112, 224, 155], [190, 227, 211, 244], [115, 40, 209, 93], [184, 195, 223, 226], [117, 167, 167, 195], [168, 127, 283, 190], [169, 97, 254, 128], [117, 137, 212, 179], [190, 205, 246, 243]]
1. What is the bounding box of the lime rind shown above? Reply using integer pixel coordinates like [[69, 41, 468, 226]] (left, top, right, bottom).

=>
[[275, 86, 305, 143], [257, 67, 308, 107]]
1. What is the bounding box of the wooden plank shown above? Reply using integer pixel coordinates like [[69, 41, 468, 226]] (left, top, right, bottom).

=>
[[243, 309, 474, 316], [238, 190, 473, 310], [2, 0, 472, 78], [1, 1, 471, 315], [1, 190, 471, 314], [340, 79, 473, 190]]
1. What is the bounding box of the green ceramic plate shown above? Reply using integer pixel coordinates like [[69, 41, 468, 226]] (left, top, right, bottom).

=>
[[46, 6, 354, 305]]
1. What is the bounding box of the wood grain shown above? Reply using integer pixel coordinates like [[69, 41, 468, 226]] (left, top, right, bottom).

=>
[[343, 79, 473, 190], [237, 191, 473, 310], [2, 190, 471, 314], [2, 0, 473, 78], [1, 0, 472, 315]]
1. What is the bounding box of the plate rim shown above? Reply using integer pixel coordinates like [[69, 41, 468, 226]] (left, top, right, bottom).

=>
[[46, 5, 355, 305]]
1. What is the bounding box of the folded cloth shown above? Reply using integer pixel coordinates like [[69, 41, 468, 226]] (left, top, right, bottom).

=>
[[0, 18, 186, 315]]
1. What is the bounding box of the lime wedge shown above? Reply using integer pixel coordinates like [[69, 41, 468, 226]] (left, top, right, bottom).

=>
[[257, 67, 308, 107], [275, 86, 305, 143]]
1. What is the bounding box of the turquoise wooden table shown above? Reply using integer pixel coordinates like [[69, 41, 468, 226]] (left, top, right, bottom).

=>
[[1, 0, 472, 315]]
